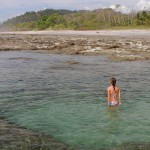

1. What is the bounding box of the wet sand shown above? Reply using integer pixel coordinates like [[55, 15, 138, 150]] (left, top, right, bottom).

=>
[[2, 29, 150, 37]]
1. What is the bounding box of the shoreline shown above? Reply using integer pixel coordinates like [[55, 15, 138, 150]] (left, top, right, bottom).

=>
[[0, 30, 150, 61], [1, 29, 150, 37]]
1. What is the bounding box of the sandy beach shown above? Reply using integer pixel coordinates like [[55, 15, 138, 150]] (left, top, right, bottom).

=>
[[2, 29, 150, 37], [0, 30, 150, 61]]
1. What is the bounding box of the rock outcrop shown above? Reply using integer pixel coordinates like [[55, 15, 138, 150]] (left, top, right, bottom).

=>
[[0, 33, 150, 61]]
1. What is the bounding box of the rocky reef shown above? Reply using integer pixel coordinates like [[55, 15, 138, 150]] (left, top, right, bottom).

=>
[[0, 118, 76, 150], [0, 32, 150, 61], [1, 118, 150, 150]]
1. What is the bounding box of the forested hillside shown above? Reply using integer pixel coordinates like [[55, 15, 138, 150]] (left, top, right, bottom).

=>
[[0, 8, 150, 31], [0, 9, 76, 31], [5, 9, 76, 24]]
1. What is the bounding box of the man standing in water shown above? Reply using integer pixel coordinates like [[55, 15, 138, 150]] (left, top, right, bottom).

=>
[[107, 77, 121, 106]]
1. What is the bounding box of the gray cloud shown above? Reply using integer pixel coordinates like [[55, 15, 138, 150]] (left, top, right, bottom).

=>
[[137, 0, 150, 10], [0, 0, 148, 21]]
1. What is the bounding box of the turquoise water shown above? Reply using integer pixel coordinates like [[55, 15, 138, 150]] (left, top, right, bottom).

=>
[[0, 50, 150, 149]]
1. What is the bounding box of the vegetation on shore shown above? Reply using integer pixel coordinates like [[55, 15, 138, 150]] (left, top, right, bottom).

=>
[[0, 8, 150, 31]]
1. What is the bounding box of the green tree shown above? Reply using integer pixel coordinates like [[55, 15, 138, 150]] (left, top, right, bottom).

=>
[[37, 14, 66, 30], [137, 11, 150, 25]]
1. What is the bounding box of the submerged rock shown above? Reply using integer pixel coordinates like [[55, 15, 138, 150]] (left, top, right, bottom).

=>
[[64, 60, 80, 65], [0, 118, 77, 150]]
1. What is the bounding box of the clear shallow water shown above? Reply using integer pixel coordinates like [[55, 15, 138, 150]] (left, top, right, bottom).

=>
[[0, 50, 150, 149]]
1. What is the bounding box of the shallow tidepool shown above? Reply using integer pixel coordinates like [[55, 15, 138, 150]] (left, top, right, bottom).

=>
[[0, 50, 150, 149]]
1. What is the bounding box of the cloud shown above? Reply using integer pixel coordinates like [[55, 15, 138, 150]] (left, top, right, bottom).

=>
[[0, 0, 27, 9], [0, 0, 75, 20], [110, 4, 130, 13], [0, 0, 149, 21], [0, 0, 73, 9], [0, 18, 5, 23], [84, 6, 91, 10], [137, 0, 150, 10]]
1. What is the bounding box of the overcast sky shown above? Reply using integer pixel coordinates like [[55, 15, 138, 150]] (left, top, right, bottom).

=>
[[0, 0, 150, 22]]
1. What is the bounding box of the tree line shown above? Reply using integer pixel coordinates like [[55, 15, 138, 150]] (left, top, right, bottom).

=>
[[0, 8, 150, 31]]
